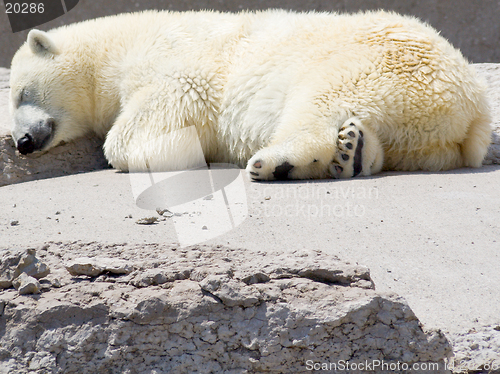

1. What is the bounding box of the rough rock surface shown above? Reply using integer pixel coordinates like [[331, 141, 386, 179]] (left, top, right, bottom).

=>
[[477, 63, 500, 165], [0, 248, 50, 289], [1, 65, 500, 187], [447, 325, 500, 374], [65, 257, 134, 277], [12, 272, 41, 295], [0, 242, 451, 373]]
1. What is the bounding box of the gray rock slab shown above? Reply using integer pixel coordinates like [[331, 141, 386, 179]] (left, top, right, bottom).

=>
[[0, 243, 451, 374], [65, 257, 134, 277], [476, 63, 500, 165]]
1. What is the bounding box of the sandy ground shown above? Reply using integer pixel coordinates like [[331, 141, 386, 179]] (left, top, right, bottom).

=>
[[1, 164, 499, 336]]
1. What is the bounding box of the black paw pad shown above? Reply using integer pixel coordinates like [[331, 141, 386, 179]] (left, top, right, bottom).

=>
[[273, 161, 294, 180], [342, 154, 349, 161], [353, 132, 364, 177]]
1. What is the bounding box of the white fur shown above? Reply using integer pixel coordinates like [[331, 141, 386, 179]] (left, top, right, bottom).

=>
[[9, 10, 492, 179]]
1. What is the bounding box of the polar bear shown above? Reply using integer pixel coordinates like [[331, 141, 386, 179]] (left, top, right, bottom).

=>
[[9, 10, 491, 180]]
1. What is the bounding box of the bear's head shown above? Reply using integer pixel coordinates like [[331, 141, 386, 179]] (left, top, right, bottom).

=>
[[10, 29, 94, 155]]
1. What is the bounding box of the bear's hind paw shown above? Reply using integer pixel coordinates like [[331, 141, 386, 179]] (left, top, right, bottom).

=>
[[330, 121, 364, 179]]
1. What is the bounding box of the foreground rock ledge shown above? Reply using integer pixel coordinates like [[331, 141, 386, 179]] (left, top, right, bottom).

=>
[[0, 243, 451, 374]]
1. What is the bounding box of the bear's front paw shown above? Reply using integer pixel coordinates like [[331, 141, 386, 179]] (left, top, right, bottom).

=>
[[330, 121, 364, 179], [247, 157, 295, 181]]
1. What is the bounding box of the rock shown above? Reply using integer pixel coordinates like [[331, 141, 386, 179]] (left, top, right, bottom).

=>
[[0, 248, 50, 289], [131, 267, 191, 287], [12, 272, 41, 295], [476, 63, 500, 165], [0, 243, 452, 373], [155, 208, 173, 217], [65, 257, 134, 277], [447, 325, 500, 373], [135, 216, 158, 225], [199, 274, 261, 307]]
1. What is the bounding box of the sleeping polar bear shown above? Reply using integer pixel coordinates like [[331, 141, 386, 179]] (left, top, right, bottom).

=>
[[9, 10, 491, 180]]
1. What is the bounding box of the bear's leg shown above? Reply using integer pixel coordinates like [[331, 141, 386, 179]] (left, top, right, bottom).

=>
[[460, 116, 492, 168], [246, 117, 383, 180], [384, 115, 492, 172], [103, 87, 210, 172]]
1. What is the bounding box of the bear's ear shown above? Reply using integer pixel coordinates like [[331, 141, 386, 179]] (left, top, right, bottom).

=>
[[27, 29, 58, 55]]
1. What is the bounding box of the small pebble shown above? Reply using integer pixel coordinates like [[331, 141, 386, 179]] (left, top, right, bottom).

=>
[[10, 220, 19, 226], [136, 217, 158, 225], [202, 225, 208, 230], [264, 196, 271, 200], [156, 208, 173, 217]]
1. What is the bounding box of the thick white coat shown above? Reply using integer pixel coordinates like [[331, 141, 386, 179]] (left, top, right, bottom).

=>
[[10, 10, 491, 179]]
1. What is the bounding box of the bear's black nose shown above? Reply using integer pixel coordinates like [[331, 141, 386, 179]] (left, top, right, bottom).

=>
[[17, 134, 35, 155]]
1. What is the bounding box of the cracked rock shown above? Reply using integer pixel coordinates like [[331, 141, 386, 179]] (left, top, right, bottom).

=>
[[199, 274, 261, 307], [0, 243, 453, 373], [12, 272, 41, 295], [0, 248, 50, 289], [65, 257, 134, 277]]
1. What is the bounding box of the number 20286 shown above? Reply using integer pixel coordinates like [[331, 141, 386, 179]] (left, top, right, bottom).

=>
[[5, 3, 45, 14]]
